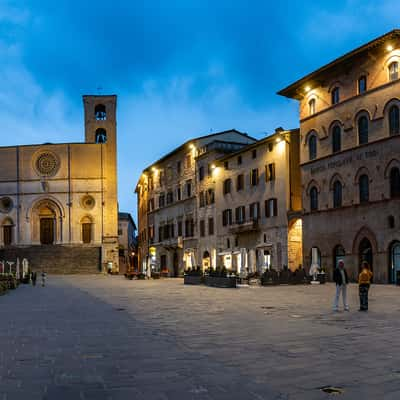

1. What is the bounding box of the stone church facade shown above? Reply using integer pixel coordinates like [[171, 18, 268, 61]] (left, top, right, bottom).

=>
[[279, 30, 400, 283], [0, 95, 119, 273]]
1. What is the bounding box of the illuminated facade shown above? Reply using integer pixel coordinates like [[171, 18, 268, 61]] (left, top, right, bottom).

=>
[[0, 95, 119, 273], [279, 29, 400, 283]]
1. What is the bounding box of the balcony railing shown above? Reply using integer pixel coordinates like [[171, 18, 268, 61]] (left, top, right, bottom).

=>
[[229, 218, 260, 234]]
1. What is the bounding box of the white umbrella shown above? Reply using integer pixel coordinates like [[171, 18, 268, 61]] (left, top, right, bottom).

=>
[[22, 258, 29, 278], [240, 248, 247, 276], [190, 252, 196, 269]]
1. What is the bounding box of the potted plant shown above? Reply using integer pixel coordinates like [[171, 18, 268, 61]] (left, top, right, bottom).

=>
[[137, 273, 146, 280], [204, 266, 236, 288], [261, 268, 279, 286]]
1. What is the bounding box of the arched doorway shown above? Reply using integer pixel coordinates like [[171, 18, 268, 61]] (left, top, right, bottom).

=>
[[359, 237, 373, 271], [389, 242, 400, 284], [333, 245, 345, 269]]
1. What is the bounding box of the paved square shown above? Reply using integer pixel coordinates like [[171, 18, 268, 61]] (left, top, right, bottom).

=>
[[1, 277, 400, 399]]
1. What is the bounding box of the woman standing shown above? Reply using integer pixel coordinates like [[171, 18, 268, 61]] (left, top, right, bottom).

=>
[[358, 262, 373, 311]]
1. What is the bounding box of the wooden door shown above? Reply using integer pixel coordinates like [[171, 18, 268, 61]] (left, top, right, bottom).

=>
[[40, 218, 54, 244]]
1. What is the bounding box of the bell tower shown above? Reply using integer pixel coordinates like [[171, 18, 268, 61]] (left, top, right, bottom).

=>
[[82, 95, 119, 272]]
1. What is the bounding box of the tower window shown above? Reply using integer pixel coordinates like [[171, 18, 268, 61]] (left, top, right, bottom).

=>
[[308, 98, 316, 115], [389, 62, 399, 82], [95, 104, 106, 120], [358, 76, 367, 94], [331, 87, 340, 105], [95, 128, 107, 143]]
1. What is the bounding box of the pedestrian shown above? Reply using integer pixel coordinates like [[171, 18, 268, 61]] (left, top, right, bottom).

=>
[[41, 271, 46, 287], [32, 271, 37, 286], [358, 262, 373, 311], [333, 261, 349, 311]]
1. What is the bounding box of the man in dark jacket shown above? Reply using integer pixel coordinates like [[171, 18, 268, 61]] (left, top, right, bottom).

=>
[[333, 261, 349, 311]]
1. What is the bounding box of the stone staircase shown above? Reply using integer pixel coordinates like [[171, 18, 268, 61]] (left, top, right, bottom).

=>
[[0, 245, 101, 274]]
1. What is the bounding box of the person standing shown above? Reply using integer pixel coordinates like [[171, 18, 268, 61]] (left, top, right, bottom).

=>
[[41, 271, 46, 287], [358, 262, 373, 311], [333, 261, 349, 311]]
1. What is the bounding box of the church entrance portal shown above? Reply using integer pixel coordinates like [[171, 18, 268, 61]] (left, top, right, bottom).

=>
[[40, 218, 54, 244]]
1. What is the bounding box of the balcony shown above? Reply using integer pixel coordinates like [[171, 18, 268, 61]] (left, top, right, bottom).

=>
[[229, 218, 260, 234]]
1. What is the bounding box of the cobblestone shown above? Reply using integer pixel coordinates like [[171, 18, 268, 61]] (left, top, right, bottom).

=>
[[1, 276, 400, 399]]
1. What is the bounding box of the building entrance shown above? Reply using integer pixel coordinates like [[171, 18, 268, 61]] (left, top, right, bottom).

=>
[[389, 242, 400, 284], [40, 218, 54, 245]]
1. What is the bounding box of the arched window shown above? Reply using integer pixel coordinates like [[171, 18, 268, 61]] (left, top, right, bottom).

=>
[[332, 125, 341, 153], [358, 76, 367, 94], [95, 104, 106, 120], [310, 186, 318, 211], [333, 180, 342, 208], [95, 128, 107, 143], [390, 167, 400, 198], [389, 105, 400, 135], [359, 174, 369, 203], [81, 216, 93, 244], [389, 62, 399, 81], [331, 87, 340, 105], [308, 99, 316, 116], [358, 116, 368, 144], [308, 135, 317, 160]]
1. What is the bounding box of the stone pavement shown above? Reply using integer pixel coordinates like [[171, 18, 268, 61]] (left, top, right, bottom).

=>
[[1, 277, 400, 400]]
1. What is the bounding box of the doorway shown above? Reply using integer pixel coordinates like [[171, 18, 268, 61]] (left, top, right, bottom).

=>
[[389, 242, 400, 284], [40, 218, 54, 244]]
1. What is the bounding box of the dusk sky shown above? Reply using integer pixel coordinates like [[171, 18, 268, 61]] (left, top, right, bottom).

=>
[[1, 1, 399, 220]]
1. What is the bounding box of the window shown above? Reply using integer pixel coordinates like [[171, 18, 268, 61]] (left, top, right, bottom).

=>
[[265, 198, 277, 217], [3, 225, 12, 245], [95, 128, 107, 143], [148, 198, 155, 211], [390, 167, 400, 198], [199, 220, 205, 237], [185, 219, 194, 237], [331, 87, 340, 105], [389, 61, 399, 81], [309, 135, 317, 160], [333, 180, 343, 208], [389, 105, 400, 135], [235, 206, 245, 224], [186, 180, 192, 197], [250, 168, 259, 186], [177, 221, 183, 236], [265, 163, 275, 181], [223, 179, 232, 195], [268, 142, 273, 152], [206, 188, 215, 205], [176, 186, 181, 201], [388, 215, 395, 229], [199, 191, 205, 207], [359, 174, 369, 203], [358, 76, 367, 94], [159, 193, 165, 208], [95, 104, 106, 120], [166, 191, 173, 205], [159, 171, 164, 187], [199, 166, 205, 181], [358, 116, 369, 145], [249, 202, 260, 220], [237, 155, 242, 165], [252, 149, 257, 159], [332, 125, 341, 153], [310, 186, 318, 211], [309, 98, 316, 115], [208, 218, 214, 235], [227, 238, 230, 248], [237, 174, 244, 191], [177, 161, 181, 175], [224, 161, 229, 170], [158, 226, 163, 242], [222, 209, 233, 226]]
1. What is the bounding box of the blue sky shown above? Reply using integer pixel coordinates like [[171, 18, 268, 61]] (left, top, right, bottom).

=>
[[1, 1, 399, 220]]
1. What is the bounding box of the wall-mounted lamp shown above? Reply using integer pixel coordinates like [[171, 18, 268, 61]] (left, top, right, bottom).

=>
[[387, 44, 394, 52]]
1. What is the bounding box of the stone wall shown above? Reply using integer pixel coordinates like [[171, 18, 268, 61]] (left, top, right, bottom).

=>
[[0, 245, 101, 274]]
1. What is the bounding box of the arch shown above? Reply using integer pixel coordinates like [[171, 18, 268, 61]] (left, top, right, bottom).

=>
[[352, 226, 378, 255], [1, 217, 14, 226], [95, 128, 107, 143], [382, 97, 400, 115], [80, 215, 94, 224], [329, 173, 345, 190], [303, 129, 320, 146], [384, 158, 400, 178], [354, 108, 372, 124], [354, 166, 371, 184], [94, 104, 106, 120], [306, 179, 321, 195], [328, 80, 344, 94]]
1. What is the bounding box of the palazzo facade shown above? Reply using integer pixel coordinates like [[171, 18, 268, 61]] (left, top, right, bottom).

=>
[[0, 95, 119, 273], [279, 29, 400, 283]]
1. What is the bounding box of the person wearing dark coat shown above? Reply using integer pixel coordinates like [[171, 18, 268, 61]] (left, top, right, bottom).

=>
[[333, 261, 349, 311]]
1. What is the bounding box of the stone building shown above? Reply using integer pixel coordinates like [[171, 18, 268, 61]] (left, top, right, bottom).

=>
[[210, 128, 302, 274], [135, 130, 256, 276], [0, 95, 119, 273], [278, 29, 400, 283], [118, 212, 137, 274]]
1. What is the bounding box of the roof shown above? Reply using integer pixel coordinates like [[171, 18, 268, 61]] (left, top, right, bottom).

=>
[[278, 29, 400, 99], [141, 129, 257, 172], [118, 212, 136, 230]]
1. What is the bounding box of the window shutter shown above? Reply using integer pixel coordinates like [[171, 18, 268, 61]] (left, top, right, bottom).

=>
[[265, 200, 270, 218], [235, 207, 240, 222], [265, 165, 269, 181], [271, 163, 276, 180], [273, 199, 278, 216]]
